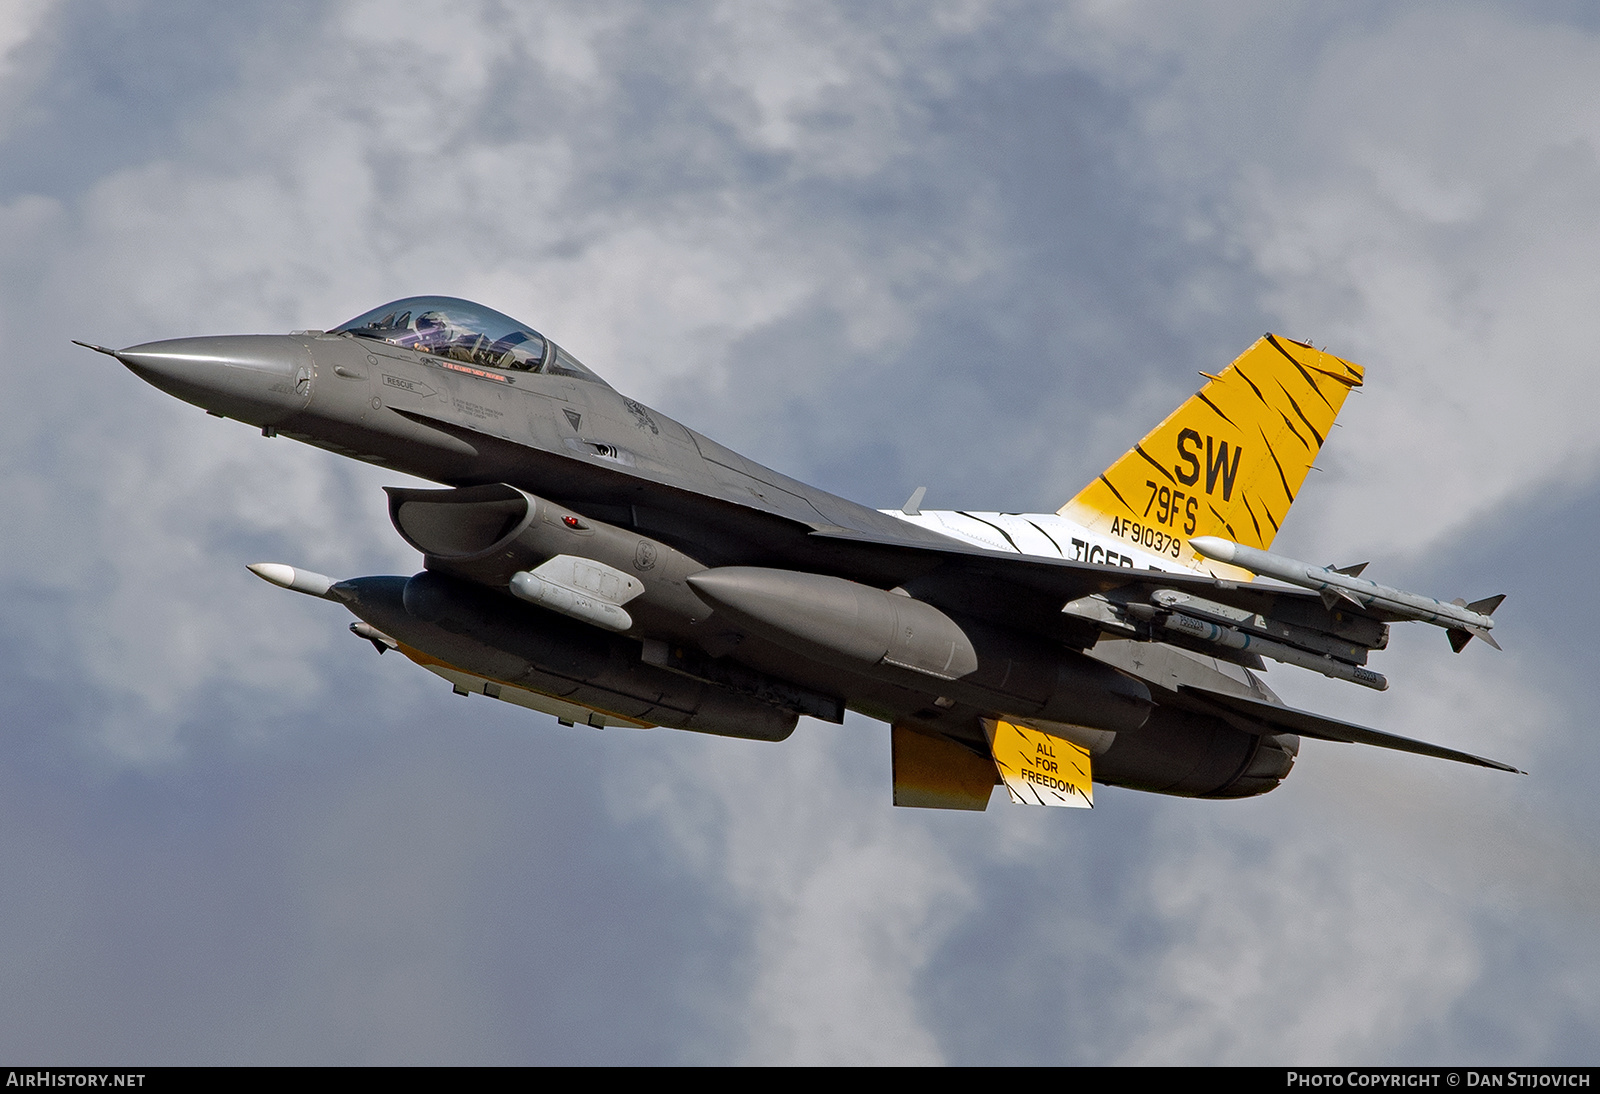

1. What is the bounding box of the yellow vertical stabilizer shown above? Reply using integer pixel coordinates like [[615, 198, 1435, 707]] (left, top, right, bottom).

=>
[[1058, 335, 1363, 574]]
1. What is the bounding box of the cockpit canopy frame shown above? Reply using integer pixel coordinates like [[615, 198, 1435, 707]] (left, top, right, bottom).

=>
[[333, 296, 607, 385]]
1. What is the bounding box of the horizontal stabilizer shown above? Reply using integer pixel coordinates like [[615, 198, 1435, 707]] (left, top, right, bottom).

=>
[[1178, 685, 1523, 773]]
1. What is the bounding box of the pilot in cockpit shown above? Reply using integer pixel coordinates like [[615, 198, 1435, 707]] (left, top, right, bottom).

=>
[[413, 311, 453, 355]]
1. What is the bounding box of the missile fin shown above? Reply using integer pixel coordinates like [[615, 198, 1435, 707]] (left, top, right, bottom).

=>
[[1330, 561, 1369, 577], [1320, 587, 1363, 611], [1447, 625, 1501, 653], [1446, 596, 1505, 651], [1469, 594, 1507, 617]]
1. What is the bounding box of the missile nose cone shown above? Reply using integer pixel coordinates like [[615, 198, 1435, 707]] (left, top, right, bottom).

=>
[[248, 562, 336, 598], [116, 335, 314, 424], [1188, 536, 1237, 563]]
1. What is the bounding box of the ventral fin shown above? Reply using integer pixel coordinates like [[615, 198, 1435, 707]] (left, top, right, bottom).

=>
[[891, 724, 997, 810], [987, 720, 1093, 808]]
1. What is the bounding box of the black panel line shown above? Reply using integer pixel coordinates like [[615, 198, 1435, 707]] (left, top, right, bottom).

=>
[[1266, 334, 1334, 409], [959, 511, 1022, 553], [1196, 391, 1236, 427], [1098, 474, 1131, 510], [1259, 425, 1296, 501], [1135, 444, 1176, 483], [1275, 380, 1325, 447], [1026, 519, 1067, 557], [1233, 365, 1267, 404], [1242, 495, 1263, 540]]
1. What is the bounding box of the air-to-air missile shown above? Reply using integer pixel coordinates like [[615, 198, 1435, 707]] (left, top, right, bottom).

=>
[[1188, 536, 1504, 652]]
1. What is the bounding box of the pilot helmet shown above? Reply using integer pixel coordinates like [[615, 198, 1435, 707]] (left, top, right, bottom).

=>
[[414, 310, 454, 348]]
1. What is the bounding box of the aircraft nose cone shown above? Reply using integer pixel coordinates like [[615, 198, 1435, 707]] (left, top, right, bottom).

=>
[[117, 335, 314, 425]]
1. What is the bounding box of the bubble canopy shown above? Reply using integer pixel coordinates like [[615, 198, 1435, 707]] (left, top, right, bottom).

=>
[[332, 296, 606, 384]]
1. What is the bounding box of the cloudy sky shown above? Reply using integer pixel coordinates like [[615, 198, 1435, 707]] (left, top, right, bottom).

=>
[[2, 0, 1597, 1065]]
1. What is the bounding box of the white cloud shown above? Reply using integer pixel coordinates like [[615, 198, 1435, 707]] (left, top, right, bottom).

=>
[[1116, 807, 1482, 1064], [0, 0, 59, 128], [1058, 4, 1600, 559], [614, 723, 971, 1064]]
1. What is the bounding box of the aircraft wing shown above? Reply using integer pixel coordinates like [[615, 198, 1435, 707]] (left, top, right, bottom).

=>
[[800, 522, 1384, 631], [801, 523, 1523, 772], [1176, 686, 1524, 773]]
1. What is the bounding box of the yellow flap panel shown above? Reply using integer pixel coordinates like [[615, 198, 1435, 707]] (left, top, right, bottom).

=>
[[1059, 335, 1363, 574], [989, 720, 1093, 808], [891, 724, 998, 810]]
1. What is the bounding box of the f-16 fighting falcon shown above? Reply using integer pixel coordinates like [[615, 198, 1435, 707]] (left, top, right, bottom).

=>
[[78, 297, 1518, 810]]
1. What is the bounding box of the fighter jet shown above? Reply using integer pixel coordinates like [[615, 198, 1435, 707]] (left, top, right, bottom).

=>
[[78, 296, 1518, 809]]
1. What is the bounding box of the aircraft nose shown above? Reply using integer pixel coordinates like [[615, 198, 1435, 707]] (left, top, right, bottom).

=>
[[116, 335, 313, 425]]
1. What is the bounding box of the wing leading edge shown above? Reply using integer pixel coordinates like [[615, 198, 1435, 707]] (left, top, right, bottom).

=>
[[1179, 686, 1523, 774]]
